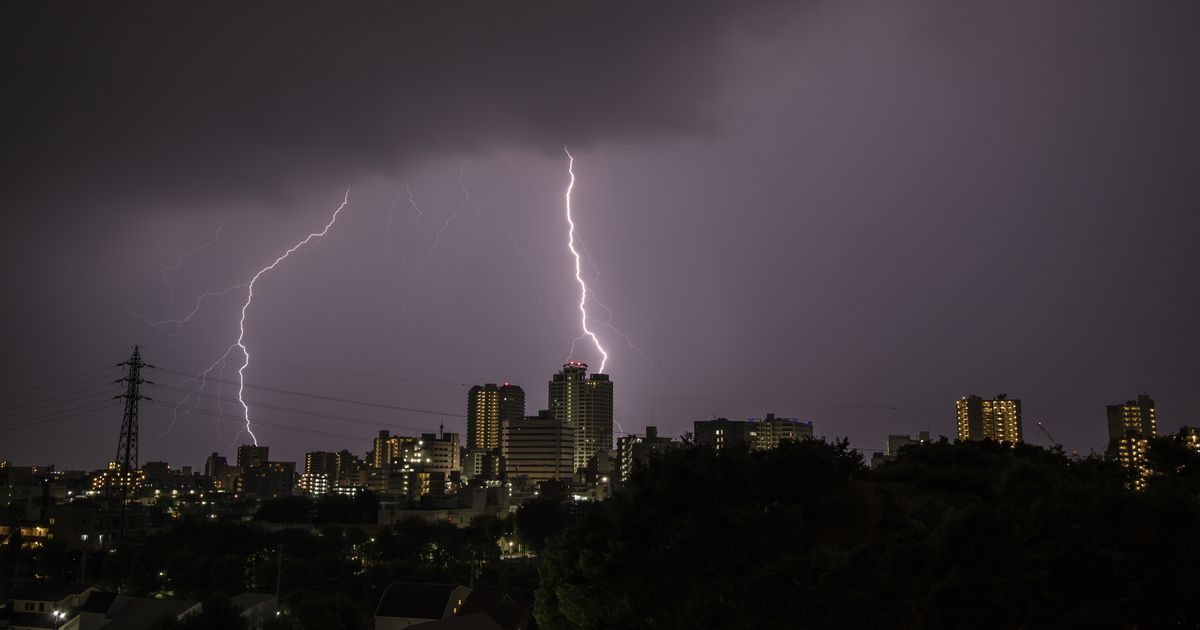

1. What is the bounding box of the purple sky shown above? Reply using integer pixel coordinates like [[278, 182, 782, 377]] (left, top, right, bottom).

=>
[[3, 1, 1198, 470]]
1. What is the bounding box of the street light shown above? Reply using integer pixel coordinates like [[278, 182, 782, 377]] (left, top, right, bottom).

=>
[[52, 610, 65, 629]]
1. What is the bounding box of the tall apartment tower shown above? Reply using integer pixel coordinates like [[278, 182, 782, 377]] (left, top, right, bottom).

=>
[[549, 361, 614, 474], [956, 394, 1022, 444], [467, 383, 526, 451], [1106, 394, 1157, 490]]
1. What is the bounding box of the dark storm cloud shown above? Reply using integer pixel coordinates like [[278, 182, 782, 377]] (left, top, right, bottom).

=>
[[2, 1, 791, 211]]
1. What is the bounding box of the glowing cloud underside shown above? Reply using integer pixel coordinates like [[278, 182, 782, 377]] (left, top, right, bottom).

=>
[[564, 149, 609, 373]]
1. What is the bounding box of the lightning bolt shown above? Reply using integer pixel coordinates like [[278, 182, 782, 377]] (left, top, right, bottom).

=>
[[406, 185, 424, 221], [387, 164, 472, 344], [134, 283, 249, 335], [161, 225, 223, 314], [233, 190, 351, 445], [563, 148, 609, 374]]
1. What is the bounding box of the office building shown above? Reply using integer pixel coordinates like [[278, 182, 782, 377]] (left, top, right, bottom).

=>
[[1106, 394, 1157, 490], [502, 410, 574, 486], [467, 383, 526, 451], [956, 394, 1023, 444], [548, 362, 613, 474]]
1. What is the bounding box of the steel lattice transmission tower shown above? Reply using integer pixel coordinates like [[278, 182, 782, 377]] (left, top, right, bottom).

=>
[[115, 346, 150, 475]]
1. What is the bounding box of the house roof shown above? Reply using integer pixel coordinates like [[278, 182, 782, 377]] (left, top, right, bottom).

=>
[[102, 598, 198, 630], [232, 592, 276, 612], [411, 612, 507, 630], [78, 590, 119, 613], [375, 582, 465, 620], [457, 591, 534, 630]]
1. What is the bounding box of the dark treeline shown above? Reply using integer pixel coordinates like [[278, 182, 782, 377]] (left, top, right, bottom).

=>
[[535, 438, 1200, 629], [2, 491, 537, 630], [7, 437, 1200, 628]]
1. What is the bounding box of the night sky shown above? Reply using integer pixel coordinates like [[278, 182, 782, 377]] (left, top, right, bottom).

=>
[[3, 1, 1198, 470]]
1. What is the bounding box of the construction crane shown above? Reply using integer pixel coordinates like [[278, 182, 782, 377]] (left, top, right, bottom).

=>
[[1036, 420, 1080, 459], [1035, 420, 1059, 447]]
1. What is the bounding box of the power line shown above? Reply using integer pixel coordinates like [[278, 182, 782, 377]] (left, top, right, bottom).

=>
[[0, 399, 118, 433], [0, 382, 120, 416], [143, 345, 470, 388], [155, 366, 465, 419], [143, 400, 371, 444], [0, 368, 116, 401], [153, 384, 448, 434]]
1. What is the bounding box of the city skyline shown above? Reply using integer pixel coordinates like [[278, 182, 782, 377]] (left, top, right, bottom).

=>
[[4, 345, 1191, 471]]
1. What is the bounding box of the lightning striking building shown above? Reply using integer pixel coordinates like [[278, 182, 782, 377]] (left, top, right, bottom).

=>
[[548, 362, 613, 474], [467, 383, 526, 451], [956, 394, 1023, 444], [1106, 394, 1157, 490]]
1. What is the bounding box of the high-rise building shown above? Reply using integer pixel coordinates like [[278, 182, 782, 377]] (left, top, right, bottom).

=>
[[956, 394, 1022, 444], [304, 451, 338, 478], [502, 410, 574, 486], [548, 362, 613, 474], [236, 445, 269, 469], [1106, 395, 1157, 490], [372, 431, 392, 470], [467, 383, 526, 451], [752, 414, 814, 450]]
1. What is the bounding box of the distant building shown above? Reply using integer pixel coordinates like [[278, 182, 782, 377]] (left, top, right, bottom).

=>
[[374, 582, 472, 630], [301, 451, 339, 497], [616, 426, 679, 485], [871, 431, 932, 467], [549, 362, 613, 474], [887, 431, 931, 458], [140, 461, 171, 490], [462, 448, 503, 482], [236, 445, 269, 469], [956, 394, 1022, 444], [502, 410, 574, 486], [421, 432, 462, 476], [240, 461, 295, 499], [693, 418, 758, 450], [1182, 426, 1200, 452], [1106, 394, 1157, 490], [468, 383, 526, 451], [204, 452, 227, 478], [752, 413, 814, 450], [90, 462, 144, 496]]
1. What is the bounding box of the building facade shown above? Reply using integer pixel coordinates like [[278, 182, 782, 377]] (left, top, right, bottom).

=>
[[752, 414, 814, 450], [467, 383, 526, 451], [956, 394, 1022, 444], [502, 410, 574, 486], [548, 362, 613, 474], [1106, 394, 1157, 490], [616, 425, 678, 484], [693, 418, 758, 450]]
